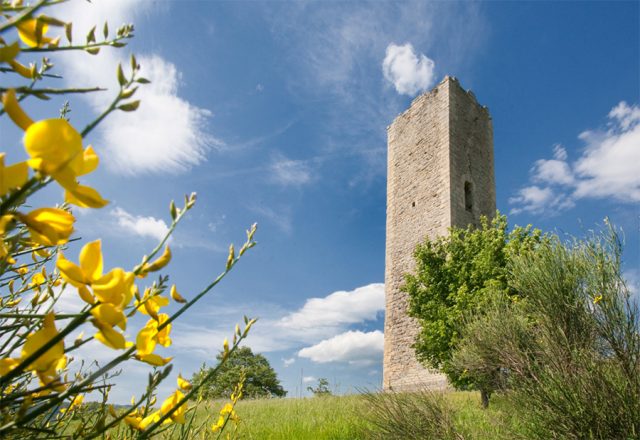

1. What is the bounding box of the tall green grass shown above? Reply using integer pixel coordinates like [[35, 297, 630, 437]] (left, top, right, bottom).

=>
[[191, 391, 522, 439]]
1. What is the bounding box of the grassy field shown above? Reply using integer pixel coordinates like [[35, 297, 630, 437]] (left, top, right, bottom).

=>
[[192, 391, 525, 439]]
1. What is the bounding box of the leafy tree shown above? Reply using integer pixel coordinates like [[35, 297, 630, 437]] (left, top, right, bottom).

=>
[[307, 378, 332, 397], [405, 213, 542, 405], [193, 347, 286, 399]]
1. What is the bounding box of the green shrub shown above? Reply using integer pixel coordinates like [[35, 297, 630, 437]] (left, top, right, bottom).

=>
[[362, 391, 463, 440]]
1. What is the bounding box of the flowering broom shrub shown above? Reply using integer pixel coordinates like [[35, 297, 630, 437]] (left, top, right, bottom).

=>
[[0, 1, 255, 438]]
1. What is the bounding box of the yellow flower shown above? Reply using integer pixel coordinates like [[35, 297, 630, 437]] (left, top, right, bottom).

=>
[[135, 288, 169, 320], [220, 403, 234, 415], [0, 153, 28, 197], [2, 89, 33, 131], [30, 272, 46, 288], [155, 314, 172, 347], [16, 19, 55, 48], [170, 284, 187, 303], [2, 89, 108, 208], [139, 411, 161, 430], [93, 320, 129, 350], [7, 59, 35, 79], [124, 412, 144, 430], [594, 294, 603, 305], [135, 353, 173, 366], [177, 374, 192, 391], [21, 313, 65, 373], [136, 321, 157, 357], [159, 389, 186, 424], [91, 304, 126, 331], [211, 415, 225, 432], [18, 207, 74, 246], [5, 298, 22, 307], [92, 268, 135, 307], [0, 41, 20, 63], [0, 358, 19, 377], [57, 240, 104, 287], [140, 246, 171, 274], [135, 315, 173, 365], [65, 183, 109, 209], [61, 394, 84, 413], [24, 119, 84, 175]]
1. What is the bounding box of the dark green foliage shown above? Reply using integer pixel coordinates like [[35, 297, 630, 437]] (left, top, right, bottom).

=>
[[362, 391, 463, 440], [307, 378, 332, 397], [192, 346, 286, 399], [405, 213, 542, 391], [452, 224, 640, 438], [503, 226, 640, 439]]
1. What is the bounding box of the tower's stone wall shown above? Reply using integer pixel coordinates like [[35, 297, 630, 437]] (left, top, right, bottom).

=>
[[383, 77, 495, 391]]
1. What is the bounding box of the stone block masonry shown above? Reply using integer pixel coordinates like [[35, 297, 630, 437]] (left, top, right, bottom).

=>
[[383, 76, 496, 391]]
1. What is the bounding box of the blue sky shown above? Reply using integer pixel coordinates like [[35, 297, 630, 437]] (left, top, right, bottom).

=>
[[3, 1, 638, 402]]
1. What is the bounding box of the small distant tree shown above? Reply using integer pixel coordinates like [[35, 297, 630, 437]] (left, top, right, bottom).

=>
[[405, 213, 543, 406], [307, 378, 332, 397], [192, 346, 286, 399]]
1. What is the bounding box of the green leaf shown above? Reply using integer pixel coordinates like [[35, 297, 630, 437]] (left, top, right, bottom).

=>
[[116, 63, 127, 87], [118, 100, 140, 112], [103, 22, 109, 39], [86, 26, 96, 44], [64, 22, 73, 44], [136, 77, 151, 84], [120, 86, 138, 99]]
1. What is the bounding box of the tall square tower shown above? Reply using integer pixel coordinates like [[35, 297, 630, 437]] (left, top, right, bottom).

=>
[[383, 76, 496, 391]]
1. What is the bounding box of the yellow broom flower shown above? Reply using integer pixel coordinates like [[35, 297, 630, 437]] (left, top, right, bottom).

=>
[[16, 19, 55, 48], [21, 313, 65, 373], [18, 207, 74, 246], [0, 154, 28, 197]]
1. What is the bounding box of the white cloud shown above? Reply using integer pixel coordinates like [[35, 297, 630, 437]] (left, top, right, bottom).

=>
[[298, 330, 384, 365], [302, 376, 317, 383], [57, 1, 218, 175], [277, 283, 384, 339], [382, 43, 436, 96], [283, 357, 296, 367], [509, 186, 574, 215], [169, 283, 385, 357], [111, 207, 169, 242], [269, 154, 313, 186], [609, 101, 640, 130], [511, 102, 640, 215]]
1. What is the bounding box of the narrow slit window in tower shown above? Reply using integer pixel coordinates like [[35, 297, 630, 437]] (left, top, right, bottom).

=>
[[464, 181, 473, 212]]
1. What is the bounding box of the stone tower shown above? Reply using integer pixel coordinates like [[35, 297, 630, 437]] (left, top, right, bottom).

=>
[[383, 76, 496, 391]]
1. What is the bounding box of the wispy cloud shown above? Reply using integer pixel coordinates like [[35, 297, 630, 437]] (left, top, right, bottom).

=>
[[57, 1, 218, 175], [262, 2, 486, 184], [248, 204, 293, 234], [382, 43, 436, 96], [510, 101, 640, 215], [269, 153, 313, 186], [111, 207, 169, 242]]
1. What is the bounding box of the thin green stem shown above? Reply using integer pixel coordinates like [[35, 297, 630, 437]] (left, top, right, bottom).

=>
[[0, 86, 105, 95], [0, 312, 84, 319], [21, 38, 130, 53]]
